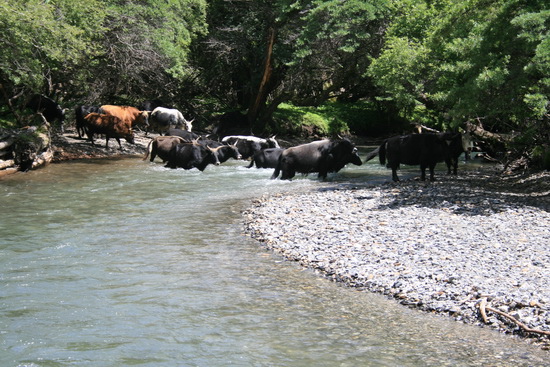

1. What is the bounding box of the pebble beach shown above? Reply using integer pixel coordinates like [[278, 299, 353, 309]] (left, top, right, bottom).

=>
[[243, 168, 550, 347]]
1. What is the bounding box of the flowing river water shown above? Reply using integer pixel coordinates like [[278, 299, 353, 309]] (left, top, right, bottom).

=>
[[0, 155, 547, 366]]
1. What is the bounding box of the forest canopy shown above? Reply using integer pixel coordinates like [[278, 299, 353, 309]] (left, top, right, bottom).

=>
[[0, 0, 548, 168]]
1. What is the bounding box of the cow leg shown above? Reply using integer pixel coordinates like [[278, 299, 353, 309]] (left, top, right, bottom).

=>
[[419, 164, 428, 181], [87, 132, 95, 146], [391, 168, 399, 182], [428, 164, 436, 181], [281, 169, 295, 180], [271, 167, 280, 179]]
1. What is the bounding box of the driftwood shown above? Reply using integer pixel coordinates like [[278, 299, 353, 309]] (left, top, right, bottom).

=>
[[0, 137, 14, 151], [413, 123, 440, 134], [477, 298, 550, 337], [0, 159, 15, 170], [31, 150, 53, 169], [478, 297, 489, 323]]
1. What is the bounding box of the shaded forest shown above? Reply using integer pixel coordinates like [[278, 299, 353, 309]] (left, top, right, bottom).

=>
[[0, 0, 548, 169]]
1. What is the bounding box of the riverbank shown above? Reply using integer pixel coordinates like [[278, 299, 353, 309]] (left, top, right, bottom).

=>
[[243, 168, 550, 348]]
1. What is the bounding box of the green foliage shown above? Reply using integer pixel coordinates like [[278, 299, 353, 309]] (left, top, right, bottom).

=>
[[272, 101, 402, 137], [0, 0, 547, 168], [368, 0, 549, 162], [0, 0, 104, 92]]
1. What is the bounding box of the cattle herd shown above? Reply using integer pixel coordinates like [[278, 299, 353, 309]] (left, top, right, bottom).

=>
[[142, 127, 471, 182], [27, 95, 473, 181]]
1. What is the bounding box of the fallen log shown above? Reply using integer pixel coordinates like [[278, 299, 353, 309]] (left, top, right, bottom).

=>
[[0, 137, 14, 151], [31, 150, 53, 169], [0, 159, 15, 170]]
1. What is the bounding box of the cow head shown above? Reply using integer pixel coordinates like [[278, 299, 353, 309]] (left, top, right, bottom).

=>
[[228, 144, 242, 160], [330, 139, 362, 168], [136, 111, 150, 129], [125, 131, 135, 144], [183, 118, 194, 132], [266, 136, 280, 148], [207, 146, 221, 165]]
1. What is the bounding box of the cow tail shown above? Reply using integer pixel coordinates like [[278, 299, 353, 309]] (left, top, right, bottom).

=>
[[271, 155, 282, 179], [378, 142, 386, 165], [143, 139, 153, 160], [247, 156, 255, 168], [364, 146, 379, 162]]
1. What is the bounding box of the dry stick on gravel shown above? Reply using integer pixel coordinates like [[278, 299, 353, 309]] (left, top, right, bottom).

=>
[[477, 298, 550, 337], [478, 298, 489, 323], [485, 306, 550, 337]]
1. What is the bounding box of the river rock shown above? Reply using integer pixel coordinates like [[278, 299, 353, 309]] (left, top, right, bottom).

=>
[[243, 169, 550, 346]]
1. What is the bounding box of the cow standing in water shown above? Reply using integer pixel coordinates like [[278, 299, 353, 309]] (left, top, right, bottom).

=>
[[221, 135, 280, 160], [165, 142, 220, 171], [247, 148, 284, 169], [365, 133, 467, 182], [143, 136, 189, 162], [272, 139, 362, 180]]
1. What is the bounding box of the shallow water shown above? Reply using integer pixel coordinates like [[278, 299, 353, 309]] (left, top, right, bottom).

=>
[[0, 156, 547, 366]]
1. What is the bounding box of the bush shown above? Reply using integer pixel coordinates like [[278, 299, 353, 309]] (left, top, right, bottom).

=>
[[272, 101, 406, 137]]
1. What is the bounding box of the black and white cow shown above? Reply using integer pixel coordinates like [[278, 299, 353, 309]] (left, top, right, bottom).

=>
[[221, 135, 280, 159], [148, 107, 193, 134]]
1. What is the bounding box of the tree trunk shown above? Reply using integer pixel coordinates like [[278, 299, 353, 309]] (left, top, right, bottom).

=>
[[247, 27, 276, 131]]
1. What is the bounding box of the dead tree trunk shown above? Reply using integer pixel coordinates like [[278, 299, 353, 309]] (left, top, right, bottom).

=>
[[247, 27, 276, 133]]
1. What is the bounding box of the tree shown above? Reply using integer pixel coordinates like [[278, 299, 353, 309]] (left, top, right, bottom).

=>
[[0, 0, 208, 115], [193, 0, 391, 133], [0, 0, 104, 116], [368, 0, 549, 167]]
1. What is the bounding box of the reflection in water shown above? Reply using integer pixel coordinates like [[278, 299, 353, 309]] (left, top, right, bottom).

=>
[[0, 157, 547, 366]]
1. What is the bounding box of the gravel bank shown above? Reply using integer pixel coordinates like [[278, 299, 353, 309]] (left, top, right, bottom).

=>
[[243, 168, 550, 347]]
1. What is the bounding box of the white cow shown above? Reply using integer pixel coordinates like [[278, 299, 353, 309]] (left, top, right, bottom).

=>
[[148, 107, 193, 134]]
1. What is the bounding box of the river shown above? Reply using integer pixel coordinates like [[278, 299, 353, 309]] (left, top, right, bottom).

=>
[[0, 156, 547, 366]]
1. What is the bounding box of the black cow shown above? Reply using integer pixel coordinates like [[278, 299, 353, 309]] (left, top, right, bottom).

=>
[[165, 143, 220, 171], [26, 94, 65, 130], [365, 133, 465, 182], [272, 139, 362, 180], [247, 148, 284, 169], [439, 132, 473, 174], [194, 139, 242, 163], [139, 99, 165, 112], [166, 128, 201, 141], [74, 105, 102, 138], [221, 135, 280, 159]]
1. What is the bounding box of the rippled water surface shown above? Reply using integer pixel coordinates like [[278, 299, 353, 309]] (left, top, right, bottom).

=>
[[0, 156, 547, 366]]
